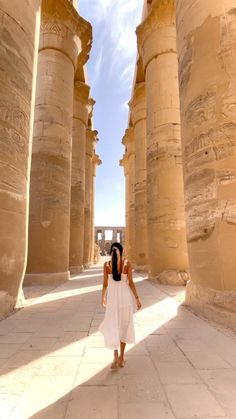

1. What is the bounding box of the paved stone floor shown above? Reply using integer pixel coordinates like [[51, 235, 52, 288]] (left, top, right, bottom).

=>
[[0, 261, 236, 419]]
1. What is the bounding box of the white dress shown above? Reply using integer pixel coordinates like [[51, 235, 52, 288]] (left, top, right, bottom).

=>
[[99, 263, 135, 350]]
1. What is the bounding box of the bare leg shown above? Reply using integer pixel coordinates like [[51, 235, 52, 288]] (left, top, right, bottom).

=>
[[119, 341, 126, 367], [111, 349, 119, 369]]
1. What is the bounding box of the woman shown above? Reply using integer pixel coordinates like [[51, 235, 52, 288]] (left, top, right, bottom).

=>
[[99, 242, 141, 369]]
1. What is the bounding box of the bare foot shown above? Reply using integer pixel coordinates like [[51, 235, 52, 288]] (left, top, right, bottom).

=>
[[110, 357, 118, 369], [118, 356, 125, 368]]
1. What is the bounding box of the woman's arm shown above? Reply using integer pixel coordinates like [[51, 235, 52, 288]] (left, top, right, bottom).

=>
[[101, 262, 108, 307], [127, 261, 141, 310]]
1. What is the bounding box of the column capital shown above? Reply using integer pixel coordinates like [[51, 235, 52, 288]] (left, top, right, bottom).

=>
[[122, 127, 134, 146], [129, 82, 146, 127], [74, 81, 90, 102], [136, 0, 176, 72], [92, 153, 102, 176], [73, 81, 90, 126], [40, 0, 92, 68], [122, 127, 135, 156], [120, 154, 130, 176], [86, 129, 98, 156], [88, 98, 96, 120], [87, 129, 98, 144]]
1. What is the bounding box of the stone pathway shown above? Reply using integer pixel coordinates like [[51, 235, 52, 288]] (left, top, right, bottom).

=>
[[0, 262, 236, 419]]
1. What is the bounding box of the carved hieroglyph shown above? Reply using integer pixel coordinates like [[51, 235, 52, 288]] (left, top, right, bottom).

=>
[[176, 0, 236, 315], [26, 0, 92, 283], [0, 0, 41, 315], [129, 82, 148, 271], [136, 0, 188, 283], [69, 81, 90, 274]]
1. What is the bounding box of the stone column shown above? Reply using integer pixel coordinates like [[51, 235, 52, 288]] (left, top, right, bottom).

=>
[[69, 81, 90, 274], [120, 155, 130, 259], [0, 0, 40, 316], [122, 128, 135, 264], [176, 0, 236, 319], [90, 153, 101, 263], [129, 82, 148, 271], [26, 0, 92, 284], [83, 128, 97, 267], [136, 0, 188, 284]]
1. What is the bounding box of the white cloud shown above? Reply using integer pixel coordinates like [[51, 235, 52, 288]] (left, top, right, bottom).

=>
[[92, 47, 103, 86], [79, 0, 143, 85]]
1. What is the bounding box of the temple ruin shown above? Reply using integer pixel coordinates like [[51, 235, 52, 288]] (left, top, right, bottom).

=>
[[95, 226, 125, 256], [0, 0, 236, 331]]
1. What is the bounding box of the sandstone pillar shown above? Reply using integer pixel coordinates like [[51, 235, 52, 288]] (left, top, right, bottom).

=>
[[90, 153, 101, 263], [83, 128, 97, 267], [120, 156, 130, 259], [129, 82, 148, 271], [122, 128, 135, 264], [136, 0, 188, 283], [176, 0, 236, 318], [69, 82, 90, 274], [0, 0, 40, 315], [26, 0, 92, 284]]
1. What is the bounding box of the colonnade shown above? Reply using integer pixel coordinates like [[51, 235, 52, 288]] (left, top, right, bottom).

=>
[[121, 0, 236, 325], [0, 0, 100, 318]]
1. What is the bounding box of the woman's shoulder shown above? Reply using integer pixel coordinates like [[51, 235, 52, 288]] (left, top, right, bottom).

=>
[[104, 260, 111, 272]]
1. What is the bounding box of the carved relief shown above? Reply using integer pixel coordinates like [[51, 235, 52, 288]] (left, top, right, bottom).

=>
[[0, 103, 29, 136], [185, 90, 217, 127], [184, 122, 236, 168]]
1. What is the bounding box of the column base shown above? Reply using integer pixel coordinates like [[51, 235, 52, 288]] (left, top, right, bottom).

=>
[[0, 292, 16, 320], [69, 265, 83, 275], [24, 271, 70, 286], [83, 263, 91, 269], [185, 281, 236, 332], [149, 270, 190, 286], [134, 264, 148, 274]]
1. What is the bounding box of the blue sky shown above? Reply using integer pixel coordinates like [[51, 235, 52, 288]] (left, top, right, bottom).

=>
[[78, 0, 143, 227]]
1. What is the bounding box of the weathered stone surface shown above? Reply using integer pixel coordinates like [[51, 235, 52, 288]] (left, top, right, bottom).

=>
[[26, 0, 92, 283], [0, 0, 41, 313], [69, 81, 90, 274], [185, 281, 236, 332], [156, 270, 189, 286], [136, 0, 188, 279], [120, 155, 130, 259], [83, 126, 99, 267], [176, 1, 236, 311], [122, 128, 136, 264], [129, 82, 148, 271]]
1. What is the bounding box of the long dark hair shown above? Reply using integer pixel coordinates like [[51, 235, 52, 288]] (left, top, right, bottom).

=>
[[110, 242, 123, 281]]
